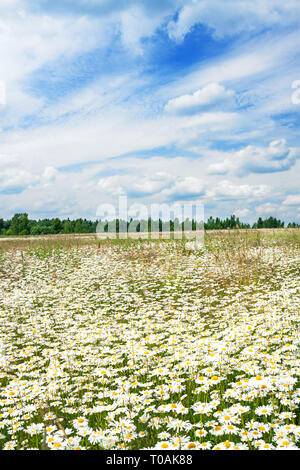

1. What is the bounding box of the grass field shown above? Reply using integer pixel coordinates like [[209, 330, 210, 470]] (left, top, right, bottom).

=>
[[0, 229, 299, 450]]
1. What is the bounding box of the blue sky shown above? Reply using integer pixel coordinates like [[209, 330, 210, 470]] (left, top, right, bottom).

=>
[[0, 0, 300, 222]]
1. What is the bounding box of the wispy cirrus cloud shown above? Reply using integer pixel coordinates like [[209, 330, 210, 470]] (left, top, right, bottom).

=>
[[167, 0, 300, 41]]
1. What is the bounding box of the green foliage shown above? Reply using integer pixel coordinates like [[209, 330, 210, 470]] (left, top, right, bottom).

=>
[[205, 214, 250, 230], [9, 213, 30, 235], [51, 218, 62, 233], [252, 216, 285, 229], [0, 213, 299, 237]]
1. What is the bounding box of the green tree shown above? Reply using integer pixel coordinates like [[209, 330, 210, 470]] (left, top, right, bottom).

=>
[[10, 213, 30, 235], [52, 218, 62, 234], [63, 219, 73, 234]]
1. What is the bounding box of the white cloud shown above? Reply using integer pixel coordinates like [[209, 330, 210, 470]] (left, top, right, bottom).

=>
[[208, 140, 299, 176], [160, 27, 300, 127], [0, 168, 39, 191], [0, 153, 20, 168], [16, 1, 181, 58], [283, 194, 300, 206], [0, 12, 106, 83], [0, 6, 119, 129], [255, 203, 279, 215], [95, 172, 268, 207], [0, 164, 60, 193], [41, 72, 144, 122], [234, 208, 250, 218], [97, 172, 174, 197], [0, 107, 239, 174], [41, 166, 59, 185], [165, 82, 235, 113], [119, 6, 164, 55], [162, 176, 205, 198], [167, 1, 300, 41], [206, 180, 270, 199], [0, 1, 299, 222], [0, 152, 295, 222]]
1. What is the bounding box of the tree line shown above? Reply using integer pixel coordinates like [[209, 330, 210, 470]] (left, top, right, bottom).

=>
[[0, 213, 299, 236]]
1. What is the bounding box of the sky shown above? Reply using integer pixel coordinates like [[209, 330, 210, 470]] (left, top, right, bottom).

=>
[[0, 0, 300, 223]]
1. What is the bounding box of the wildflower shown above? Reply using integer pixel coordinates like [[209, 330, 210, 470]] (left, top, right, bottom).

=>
[[255, 405, 273, 416]]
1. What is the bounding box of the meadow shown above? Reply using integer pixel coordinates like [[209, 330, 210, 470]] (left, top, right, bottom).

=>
[[0, 229, 299, 450]]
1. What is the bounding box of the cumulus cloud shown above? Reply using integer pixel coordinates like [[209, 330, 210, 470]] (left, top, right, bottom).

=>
[[0, 168, 39, 192], [96, 170, 268, 203], [206, 180, 270, 199], [42, 166, 58, 182], [165, 82, 235, 114], [208, 140, 299, 176], [283, 194, 300, 206], [162, 176, 205, 198], [97, 172, 174, 197], [0, 151, 294, 222], [96, 172, 206, 203], [0, 165, 60, 194]]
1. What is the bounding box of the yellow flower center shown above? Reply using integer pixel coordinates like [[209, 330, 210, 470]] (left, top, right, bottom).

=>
[[188, 443, 196, 449]]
